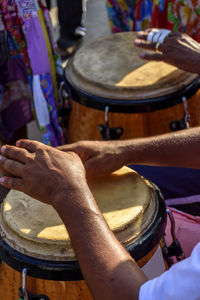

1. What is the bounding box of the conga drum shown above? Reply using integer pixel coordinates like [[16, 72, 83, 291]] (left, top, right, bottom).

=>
[[64, 32, 200, 142], [0, 167, 166, 299]]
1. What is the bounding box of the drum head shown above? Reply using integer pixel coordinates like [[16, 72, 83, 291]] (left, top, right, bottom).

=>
[[65, 32, 198, 100], [1, 167, 161, 260], [0, 167, 166, 279]]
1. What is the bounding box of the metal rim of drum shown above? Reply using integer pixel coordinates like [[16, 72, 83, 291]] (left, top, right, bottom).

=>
[[0, 186, 166, 281], [64, 67, 200, 113]]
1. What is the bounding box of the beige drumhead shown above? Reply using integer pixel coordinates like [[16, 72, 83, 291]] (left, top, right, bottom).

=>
[[0, 166, 157, 261], [65, 32, 198, 100]]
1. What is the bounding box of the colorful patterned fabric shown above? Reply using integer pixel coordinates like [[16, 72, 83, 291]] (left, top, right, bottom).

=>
[[106, 0, 200, 41], [40, 73, 63, 146], [0, 0, 63, 145], [106, 0, 135, 32]]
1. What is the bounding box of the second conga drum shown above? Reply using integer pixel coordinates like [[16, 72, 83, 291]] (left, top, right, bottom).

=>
[[0, 167, 166, 299], [64, 32, 200, 142]]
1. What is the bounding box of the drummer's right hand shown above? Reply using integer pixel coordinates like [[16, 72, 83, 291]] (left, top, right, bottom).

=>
[[57, 140, 126, 177], [0, 139, 87, 207]]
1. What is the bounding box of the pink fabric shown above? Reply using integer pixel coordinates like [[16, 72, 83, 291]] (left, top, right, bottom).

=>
[[165, 207, 200, 260]]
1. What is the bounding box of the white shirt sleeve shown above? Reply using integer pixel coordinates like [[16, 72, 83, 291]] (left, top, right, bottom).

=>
[[139, 242, 200, 300]]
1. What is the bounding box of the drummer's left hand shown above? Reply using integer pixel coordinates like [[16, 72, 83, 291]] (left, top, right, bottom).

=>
[[134, 29, 200, 74], [57, 140, 126, 178], [0, 140, 86, 207]]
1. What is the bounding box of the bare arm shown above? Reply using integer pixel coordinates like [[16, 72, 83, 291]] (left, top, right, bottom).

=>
[[58, 127, 200, 177], [0, 140, 147, 300], [122, 127, 200, 168], [55, 184, 147, 300]]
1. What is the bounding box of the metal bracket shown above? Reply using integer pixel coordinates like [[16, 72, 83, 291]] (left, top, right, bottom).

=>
[[170, 96, 191, 131], [163, 208, 185, 266], [58, 81, 71, 129], [98, 106, 123, 140], [19, 268, 50, 300]]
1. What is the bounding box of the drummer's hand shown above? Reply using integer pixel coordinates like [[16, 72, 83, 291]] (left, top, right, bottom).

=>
[[57, 140, 126, 177], [0, 139, 86, 206], [134, 29, 200, 74]]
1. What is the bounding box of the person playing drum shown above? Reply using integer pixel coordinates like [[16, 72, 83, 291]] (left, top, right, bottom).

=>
[[0, 127, 199, 300], [0, 29, 200, 300]]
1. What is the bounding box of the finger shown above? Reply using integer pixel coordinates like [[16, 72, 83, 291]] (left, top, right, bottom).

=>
[[0, 176, 23, 191], [16, 139, 46, 153], [134, 39, 156, 51], [136, 29, 152, 41], [0, 155, 24, 177], [139, 52, 164, 61], [57, 144, 73, 151], [1, 145, 29, 163]]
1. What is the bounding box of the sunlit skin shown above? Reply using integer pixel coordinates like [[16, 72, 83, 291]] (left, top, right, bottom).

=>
[[134, 29, 200, 74], [58, 127, 200, 177], [0, 28, 200, 299], [0, 140, 146, 300]]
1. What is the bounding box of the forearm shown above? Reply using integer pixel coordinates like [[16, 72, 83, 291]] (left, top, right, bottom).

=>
[[54, 184, 147, 300], [119, 127, 200, 169]]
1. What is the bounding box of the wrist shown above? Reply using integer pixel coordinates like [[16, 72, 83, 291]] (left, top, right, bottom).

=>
[[52, 179, 91, 212], [119, 139, 145, 166]]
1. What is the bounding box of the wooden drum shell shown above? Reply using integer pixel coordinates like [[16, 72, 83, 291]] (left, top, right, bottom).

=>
[[0, 242, 160, 300], [64, 32, 200, 142], [68, 90, 200, 142], [0, 263, 92, 300]]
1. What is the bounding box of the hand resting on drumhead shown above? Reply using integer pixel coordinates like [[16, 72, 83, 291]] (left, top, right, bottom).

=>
[[0, 139, 147, 300], [134, 29, 200, 74], [0, 140, 86, 206], [0, 133, 200, 299], [58, 127, 200, 177], [58, 140, 127, 177]]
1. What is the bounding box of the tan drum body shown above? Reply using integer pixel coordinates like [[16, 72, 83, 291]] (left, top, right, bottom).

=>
[[68, 93, 200, 142], [65, 32, 200, 142], [0, 247, 162, 300], [0, 264, 92, 300], [0, 167, 166, 299]]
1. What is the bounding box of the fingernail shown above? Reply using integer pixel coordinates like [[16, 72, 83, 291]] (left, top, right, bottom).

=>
[[137, 33, 143, 38], [1, 146, 6, 154], [0, 155, 4, 161], [134, 39, 140, 45], [16, 140, 21, 146]]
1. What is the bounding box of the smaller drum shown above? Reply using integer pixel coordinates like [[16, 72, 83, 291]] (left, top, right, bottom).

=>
[[0, 167, 166, 299], [64, 32, 200, 142]]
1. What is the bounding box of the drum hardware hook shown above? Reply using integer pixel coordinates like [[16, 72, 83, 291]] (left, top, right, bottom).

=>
[[182, 96, 190, 129], [98, 106, 124, 140], [58, 81, 71, 131], [165, 209, 185, 262], [169, 96, 190, 131], [105, 105, 109, 126], [58, 81, 71, 106], [19, 268, 28, 300], [19, 268, 50, 300]]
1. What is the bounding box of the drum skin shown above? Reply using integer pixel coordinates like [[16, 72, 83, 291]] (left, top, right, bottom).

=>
[[68, 91, 200, 142], [0, 169, 166, 299]]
